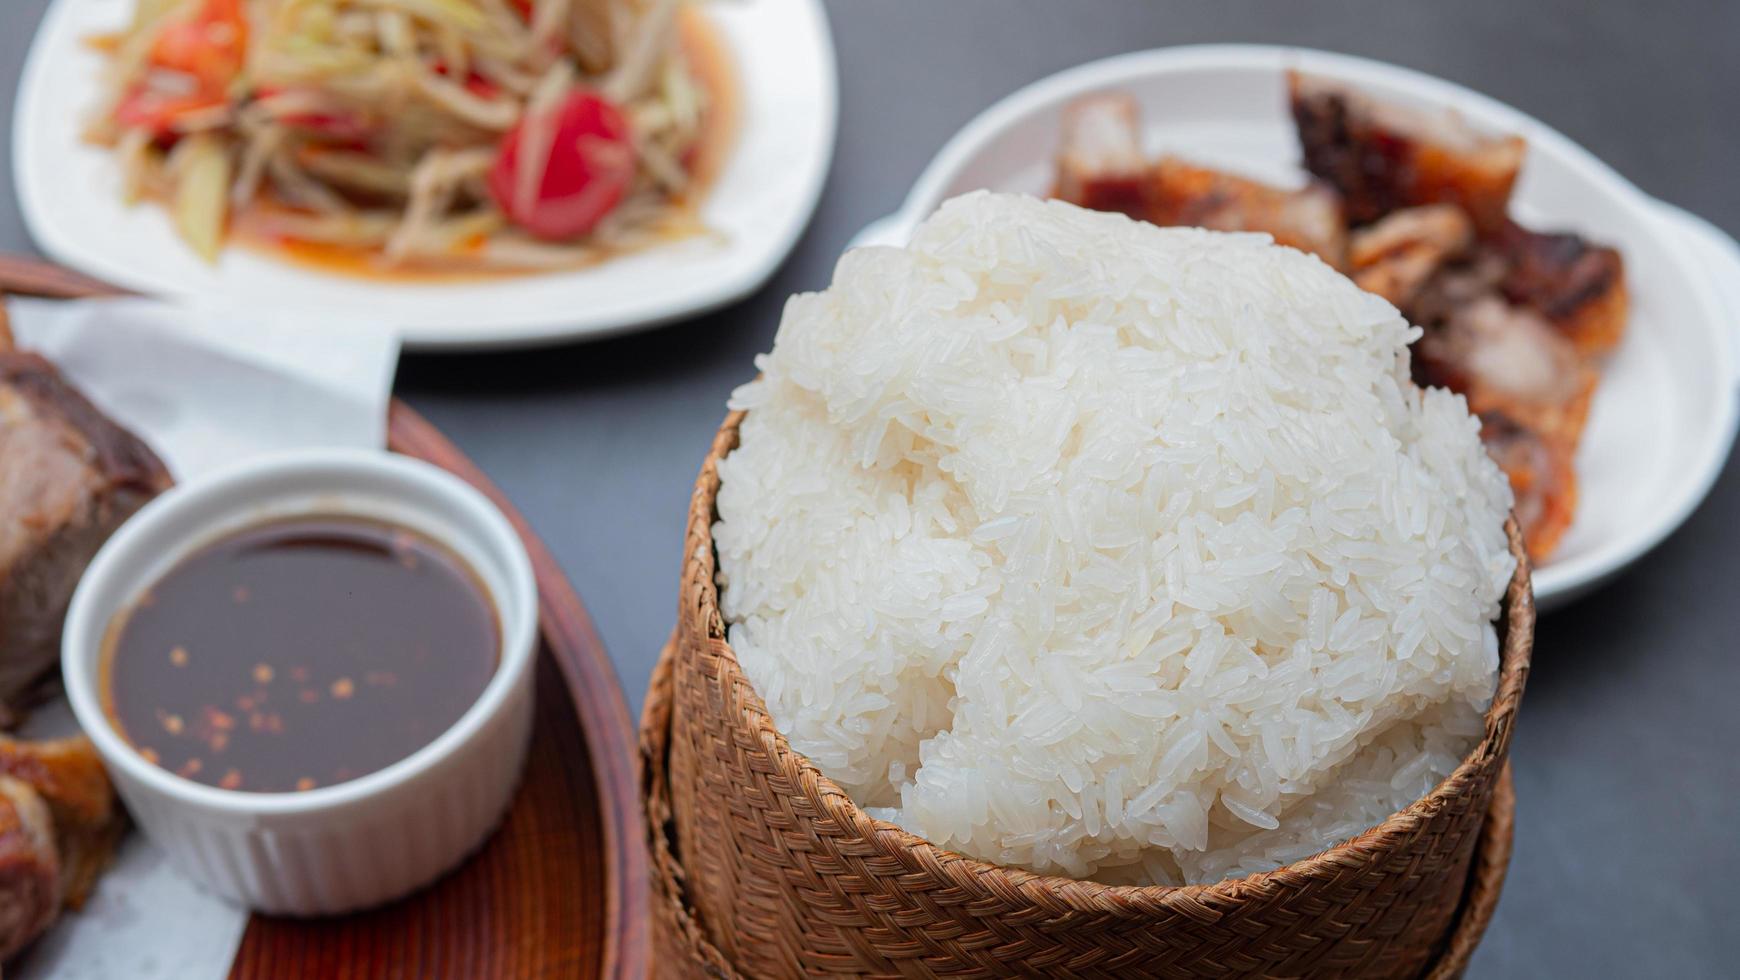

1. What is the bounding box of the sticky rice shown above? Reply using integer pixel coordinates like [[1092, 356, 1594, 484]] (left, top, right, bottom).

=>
[[714, 192, 1515, 885]]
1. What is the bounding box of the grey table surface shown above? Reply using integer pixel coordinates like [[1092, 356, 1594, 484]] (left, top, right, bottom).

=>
[[3, 1, 1737, 976]]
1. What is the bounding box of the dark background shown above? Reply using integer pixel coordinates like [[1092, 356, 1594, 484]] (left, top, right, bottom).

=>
[[4, 2, 1737, 976]]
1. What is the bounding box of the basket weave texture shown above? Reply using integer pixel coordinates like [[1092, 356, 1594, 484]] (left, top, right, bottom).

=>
[[659, 411, 1534, 979], [644, 645, 744, 980], [642, 644, 1516, 980]]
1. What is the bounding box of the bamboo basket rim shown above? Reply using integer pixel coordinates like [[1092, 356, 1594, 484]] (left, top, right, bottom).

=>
[[681, 408, 1534, 905], [641, 638, 1518, 980]]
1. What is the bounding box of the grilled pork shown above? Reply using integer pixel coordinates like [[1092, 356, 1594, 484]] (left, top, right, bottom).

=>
[[0, 735, 122, 962], [1493, 220, 1630, 356], [1054, 82, 1626, 561], [1349, 204, 1475, 308], [1289, 71, 1525, 235], [1056, 94, 1348, 265], [1055, 94, 1149, 219], [0, 349, 172, 728]]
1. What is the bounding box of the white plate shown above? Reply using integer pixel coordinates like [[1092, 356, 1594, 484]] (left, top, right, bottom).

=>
[[14, 0, 837, 350], [850, 45, 1740, 609]]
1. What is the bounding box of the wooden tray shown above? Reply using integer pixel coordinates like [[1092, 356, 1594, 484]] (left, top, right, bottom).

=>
[[0, 256, 649, 979]]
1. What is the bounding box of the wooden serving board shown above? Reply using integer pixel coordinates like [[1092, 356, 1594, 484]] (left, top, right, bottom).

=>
[[0, 256, 649, 980]]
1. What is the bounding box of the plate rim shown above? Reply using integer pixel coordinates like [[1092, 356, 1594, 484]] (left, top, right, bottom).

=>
[[846, 42, 1740, 608], [12, 0, 840, 351]]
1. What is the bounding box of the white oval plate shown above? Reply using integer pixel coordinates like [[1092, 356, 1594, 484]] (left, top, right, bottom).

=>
[[850, 45, 1740, 609], [14, 0, 837, 351]]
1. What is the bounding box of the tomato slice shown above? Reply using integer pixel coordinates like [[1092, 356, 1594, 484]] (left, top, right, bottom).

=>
[[487, 90, 635, 241], [115, 88, 225, 137], [149, 0, 247, 89], [118, 0, 247, 137]]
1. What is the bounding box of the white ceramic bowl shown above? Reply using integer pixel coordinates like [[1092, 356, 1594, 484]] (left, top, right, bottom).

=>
[[62, 450, 539, 915], [14, 0, 837, 350], [851, 45, 1740, 610]]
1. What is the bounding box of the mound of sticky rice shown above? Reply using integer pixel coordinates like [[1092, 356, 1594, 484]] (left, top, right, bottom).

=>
[[713, 192, 1515, 885]]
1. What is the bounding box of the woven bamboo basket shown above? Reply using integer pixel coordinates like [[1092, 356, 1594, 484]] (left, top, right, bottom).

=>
[[643, 646, 744, 980], [655, 411, 1534, 979], [642, 643, 1517, 980]]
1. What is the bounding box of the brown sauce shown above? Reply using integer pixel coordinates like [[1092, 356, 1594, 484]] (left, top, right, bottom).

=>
[[232, 8, 740, 282], [101, 516, 499, 794]]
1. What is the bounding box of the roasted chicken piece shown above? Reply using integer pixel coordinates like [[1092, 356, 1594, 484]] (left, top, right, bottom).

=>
[[1349, 204, 1475, 308], [1289, 71, 1525, 235], [0, 735, 122, 963], [1492, 220, 1629, 356], [0, 345, 172, 728], [1055, 94, 1349, 265]]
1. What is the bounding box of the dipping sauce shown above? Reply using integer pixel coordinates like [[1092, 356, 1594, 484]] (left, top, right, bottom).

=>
[[101, 516, 499, 793]]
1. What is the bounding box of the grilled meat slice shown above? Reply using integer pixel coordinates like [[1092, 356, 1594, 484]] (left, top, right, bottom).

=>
[[1146, 157, 1348, 267], [1052, 84, 1613, 562], [1289, 71, 1525, 235], [1414, 293, 1597, 453], [1492, 220, 1629, 356], [0, 735, 123, 910], [1406, 252, 1601, 561], [1480, 411, 1578, 558], [0, 773, 60, 963], [1055, 93, 1150, 218], [1349, 204, 1475, 308], [0, 735, 123, 962], [0, 353, 172, 728], [1054, 94, 1348, 264]]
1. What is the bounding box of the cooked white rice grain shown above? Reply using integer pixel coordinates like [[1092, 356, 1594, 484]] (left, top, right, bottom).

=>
[[713, 191, 1515, 885]]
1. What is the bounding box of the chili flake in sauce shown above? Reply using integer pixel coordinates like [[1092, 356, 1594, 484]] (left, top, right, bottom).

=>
[[101, 515, 499, 793]]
